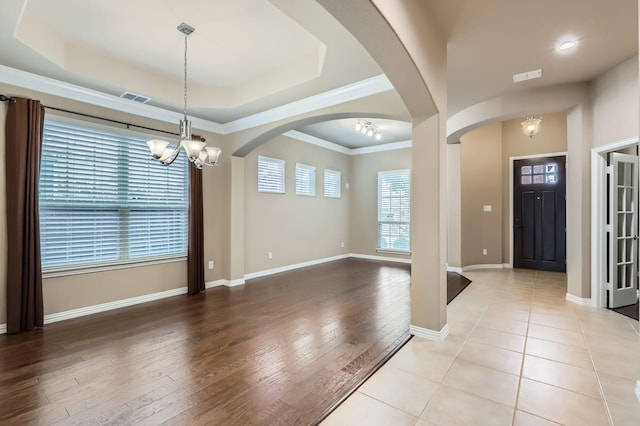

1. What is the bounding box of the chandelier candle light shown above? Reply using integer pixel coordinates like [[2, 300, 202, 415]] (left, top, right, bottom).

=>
[[147, 23, 221, 169], [521, 116, 542, 139]]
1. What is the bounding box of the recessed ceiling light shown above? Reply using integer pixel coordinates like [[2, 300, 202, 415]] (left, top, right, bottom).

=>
[[556, 39, 579, 52], [559, 40, 577, 50]]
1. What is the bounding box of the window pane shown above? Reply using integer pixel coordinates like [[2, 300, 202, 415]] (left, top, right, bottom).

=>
[[39, 208, 120, 267], [324, 169, 341, 198], [295, 163, 316, 196], [258, 156, 285, 193], [378, 169, 411, 251], [39, 120, 189, 269]]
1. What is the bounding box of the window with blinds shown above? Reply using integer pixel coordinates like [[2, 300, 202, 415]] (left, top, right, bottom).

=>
[[378, 169, 411, 252], [39, 120, 189, 270], [258, 156, 285, 193], [323, 169, 341, 198], [295, 163, 316, 196]]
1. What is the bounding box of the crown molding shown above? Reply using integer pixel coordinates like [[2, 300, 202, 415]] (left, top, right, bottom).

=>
[[0, 65, 393, 136], [224, 74, 394, 133], [351, 140, 411, 155], [284, 130, 411, 155], [284, 130, 351, 154], [0, 65, 226, 134]]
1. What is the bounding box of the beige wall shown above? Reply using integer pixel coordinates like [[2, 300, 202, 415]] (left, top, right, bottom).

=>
[[460, 123, 503, 266], [0, 83, 231, 319], [446, 143, 462, 268], [244, 135, 350, 274], [349, 148, 412, 258], [458, 113, 567, 268], [592, 55, 639, 147]]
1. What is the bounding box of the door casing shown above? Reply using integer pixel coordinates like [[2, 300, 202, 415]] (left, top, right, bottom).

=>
[[591, 137, 639, 308], [508, 152, 568, 268]]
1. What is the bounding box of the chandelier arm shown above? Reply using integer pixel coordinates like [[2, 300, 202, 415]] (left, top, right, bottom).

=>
[[159, 144, 183, 166]]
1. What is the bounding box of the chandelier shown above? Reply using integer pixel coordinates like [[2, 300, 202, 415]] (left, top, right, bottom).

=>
[[521, 116, 542, 139], [355, 120, 381, 140], [146, 23, 221, 169]]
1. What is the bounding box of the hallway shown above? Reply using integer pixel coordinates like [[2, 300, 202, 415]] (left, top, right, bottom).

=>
[[323, 269, 640, 425]]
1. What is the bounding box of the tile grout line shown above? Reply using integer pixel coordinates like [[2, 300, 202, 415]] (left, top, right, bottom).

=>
[[510, 271, 536, 425], [578, 308, 615, 426], [415, 286, 492, 421]]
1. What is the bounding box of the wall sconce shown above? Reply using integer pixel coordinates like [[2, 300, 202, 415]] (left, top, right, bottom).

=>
[[521, 116, 542, 138]]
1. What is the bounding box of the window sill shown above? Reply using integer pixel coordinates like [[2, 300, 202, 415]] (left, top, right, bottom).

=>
[[376, 249, 411, 256], [42, 256, 187, 279]]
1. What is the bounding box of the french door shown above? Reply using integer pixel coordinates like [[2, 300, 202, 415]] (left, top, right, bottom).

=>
[[608, 152, 638, 308]]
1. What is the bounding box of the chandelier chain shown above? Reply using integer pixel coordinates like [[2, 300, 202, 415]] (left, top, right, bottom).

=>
[[183, 32, 188, 120]]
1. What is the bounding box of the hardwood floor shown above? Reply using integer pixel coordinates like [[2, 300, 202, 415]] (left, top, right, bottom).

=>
[[0, 258, 411, 425]]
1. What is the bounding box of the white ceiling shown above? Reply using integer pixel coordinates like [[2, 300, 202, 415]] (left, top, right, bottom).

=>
[[425, 0, 638, 116], [0, 0, 638, 148]]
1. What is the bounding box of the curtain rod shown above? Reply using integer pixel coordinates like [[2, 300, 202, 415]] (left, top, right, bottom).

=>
[[0, 94, 16, 103], [43, 105, 179, 137]]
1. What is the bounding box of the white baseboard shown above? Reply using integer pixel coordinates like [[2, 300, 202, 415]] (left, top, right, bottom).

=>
[[566, 293, 594, 306], [227, 278, 246, 287], [0, 324, 6, 334], [446, 266, 463, 273], [635, 380, 640, 402], [244, 254, 350, 280], [410, 323, 449, 341], [503, 263, 512, 269], [206, 279, 246, 288], [43, 287, 188, 325], [462, 264, 505, 272], [205, 279, 227, 289], [350, 253, 411, 264], [241, 253, 410, 283]]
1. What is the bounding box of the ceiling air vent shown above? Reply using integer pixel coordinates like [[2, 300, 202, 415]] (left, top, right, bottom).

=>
[[512, 69, 542, 83], [120, 91, 151, 104]]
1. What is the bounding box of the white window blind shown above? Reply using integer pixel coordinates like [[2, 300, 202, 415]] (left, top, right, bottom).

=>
[[295, 163, 316, 196], [378, 169, 411, 252], [258, 156, 285, 193], [324, 169, 341, 198], [39, 120, 189, 270]]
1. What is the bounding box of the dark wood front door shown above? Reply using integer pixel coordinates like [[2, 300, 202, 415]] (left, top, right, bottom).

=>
[[514, 156, 566, 272]]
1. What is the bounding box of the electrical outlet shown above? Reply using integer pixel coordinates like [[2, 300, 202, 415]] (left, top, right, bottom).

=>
[[268, 251, 273, 259], [482, 249, 487, 255], [208, 260, 214, 269], [341, 242, 345, 248]]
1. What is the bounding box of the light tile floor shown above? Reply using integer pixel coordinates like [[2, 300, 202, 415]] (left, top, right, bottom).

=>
[[322, 269, 640, 425]]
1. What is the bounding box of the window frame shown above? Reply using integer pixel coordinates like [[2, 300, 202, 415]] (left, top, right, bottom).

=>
[[39, 117, 189, 277], [295, 162, 316, 196], [377, 169, 411, 254], [258, 155, 286, 194], [323, 168, 341, 198]]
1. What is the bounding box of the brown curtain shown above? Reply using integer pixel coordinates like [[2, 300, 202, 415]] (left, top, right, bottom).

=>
[[5, 97, 45, 333], [188, 165, 205, 294]]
